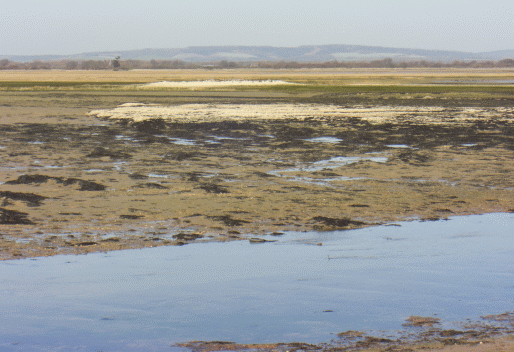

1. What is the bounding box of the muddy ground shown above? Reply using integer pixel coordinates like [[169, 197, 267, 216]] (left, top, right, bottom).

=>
[[0, 75, 513, 260], [173, 313, 514, 351], [0, 69, 513, 351]]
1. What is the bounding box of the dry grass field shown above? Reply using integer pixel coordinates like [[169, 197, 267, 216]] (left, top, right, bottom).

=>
[[0, 67, 513, 84]]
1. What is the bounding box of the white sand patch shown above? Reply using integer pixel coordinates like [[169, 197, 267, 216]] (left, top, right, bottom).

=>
[[139, 80, 297, 89], [88, 103, 513, 124]]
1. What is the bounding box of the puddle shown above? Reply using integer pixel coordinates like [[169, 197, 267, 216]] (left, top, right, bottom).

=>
[[403, 178, 458, 186], [435, 79, 514, 84], [0, 166, 29, 171], [304, 137, 342, 144], [281, 175, 366, 188], [306, 156, 388, 171], [148, 173, 169, 178], [270, 156, 388, 177], [84, 168, 104, 173], [267, 156, 388, 186], [1, 213, 513, 351], [484, 79, 514, 83], [113, 161, 127, 171], [169, 138, 196, 146], [209, 136, 250, 141], [386, 144, 415, 149]]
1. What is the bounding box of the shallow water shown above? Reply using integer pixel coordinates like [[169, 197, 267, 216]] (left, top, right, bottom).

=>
[[169, 138, 196, 146], [386, 144, 414, 149], [269, 156, 388, 177], [304, 137, 342, 144], [1, 213, 513, 352], [435, 79, 514, 84]]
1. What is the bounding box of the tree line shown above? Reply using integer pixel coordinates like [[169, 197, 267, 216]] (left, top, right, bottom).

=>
[[1, 57, 513, 70]]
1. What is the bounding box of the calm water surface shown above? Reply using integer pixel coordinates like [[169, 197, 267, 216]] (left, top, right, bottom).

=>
[[1, 213, 513, 352]]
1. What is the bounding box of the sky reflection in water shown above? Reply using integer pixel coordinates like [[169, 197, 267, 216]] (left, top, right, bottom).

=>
[[0, 213, 513, 352]]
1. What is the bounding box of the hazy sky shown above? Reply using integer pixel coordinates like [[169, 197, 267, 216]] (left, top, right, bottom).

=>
[[2, 0, 513, 55]]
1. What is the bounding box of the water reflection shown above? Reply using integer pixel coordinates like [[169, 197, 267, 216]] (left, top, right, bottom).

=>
[[269, 156, 388, 176], [0, 213, 513, 352], [304, 137, 342, 144]]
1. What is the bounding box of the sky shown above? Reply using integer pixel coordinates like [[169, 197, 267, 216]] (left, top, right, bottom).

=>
[[2, 0, 513, 56]]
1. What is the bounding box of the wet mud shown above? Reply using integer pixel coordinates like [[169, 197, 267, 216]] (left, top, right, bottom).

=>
[[0, 208, 34, 225], [0, 86, 513, 260], [5, 174, 106, 191], [175, 313, 514, 352], [0, 190, 47, 207]]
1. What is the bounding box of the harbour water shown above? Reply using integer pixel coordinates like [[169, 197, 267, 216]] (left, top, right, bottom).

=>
[[1, 213, 513, 352]]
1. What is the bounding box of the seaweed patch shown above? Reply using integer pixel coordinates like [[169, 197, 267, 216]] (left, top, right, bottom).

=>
[[0, 207, 34, 225]]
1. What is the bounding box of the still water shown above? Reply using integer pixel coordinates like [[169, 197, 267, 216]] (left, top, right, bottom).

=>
[[1, 213, 513, 352]]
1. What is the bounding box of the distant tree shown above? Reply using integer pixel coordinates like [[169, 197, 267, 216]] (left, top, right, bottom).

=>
[[81, 60, 110, 70], [81, 60, 95, 70], [29, 60, 51, 70], [219, 60, 237, 68], [112, 56, 121, 69], [65, 60, 78, 70], [498, 59, 514, 67], [0, 59, 9, 69]]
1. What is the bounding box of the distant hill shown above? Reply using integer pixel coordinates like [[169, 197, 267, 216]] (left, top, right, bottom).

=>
[[3, 45, 514, 63]]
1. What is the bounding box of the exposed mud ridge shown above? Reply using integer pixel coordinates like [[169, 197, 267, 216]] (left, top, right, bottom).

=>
[[0, 191, 47, 207], [174, 341, 321, 352], [0, 207, 34, 225], [174, 312, 514, 352], [130, 118, 167, 134], [119, 214, 145, 220], [403, 315, 441, 327], [311, 216, 366, 230], [5, 174, 106, 191], [482, 311, 514, 323], [208, 215, 251, 227], [128, 173, 149, 180], [86, 146, 132, 159], [133, 182, 168, 189], [199, 183, 229, 194], [172, 233, 204, 241]]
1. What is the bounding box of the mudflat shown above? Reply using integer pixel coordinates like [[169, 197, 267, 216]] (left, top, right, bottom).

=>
[[0, 68, 513, 260], [1, 68, 514, 351]]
